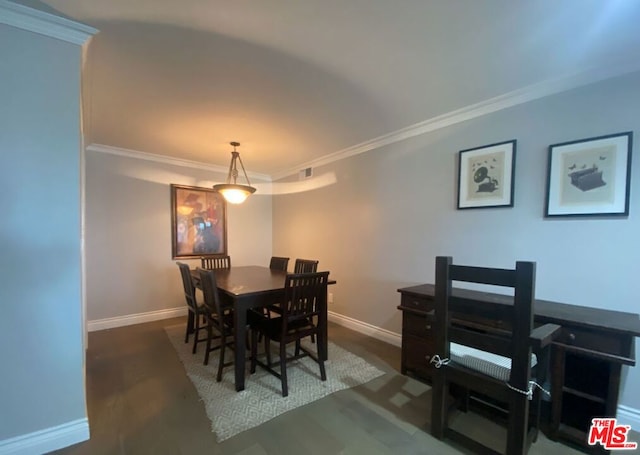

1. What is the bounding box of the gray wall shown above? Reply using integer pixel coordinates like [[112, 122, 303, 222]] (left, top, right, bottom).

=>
[[0, 24, 87, 439], [85, 151, 273, 321], [273, 71, 640, 410]]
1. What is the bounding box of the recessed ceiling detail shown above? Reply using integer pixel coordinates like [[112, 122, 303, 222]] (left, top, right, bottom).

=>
[[33, 0, 640, 176]]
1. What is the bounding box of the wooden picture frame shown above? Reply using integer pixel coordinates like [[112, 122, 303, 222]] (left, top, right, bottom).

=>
[[545, 132, 632, 217], [171, 184, 227, 259], [457, 140, 516, 209]]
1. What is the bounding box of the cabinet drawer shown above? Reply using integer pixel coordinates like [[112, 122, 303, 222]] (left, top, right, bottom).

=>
[[557, 326, 625, 357], [404, 334, 435, 378], [401, 294, 433, 313], [403, 312, 435, 338]]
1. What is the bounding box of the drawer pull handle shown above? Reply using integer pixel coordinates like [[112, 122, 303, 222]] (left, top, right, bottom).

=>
[[425, 324, 432, 330], [568, 333, 576, 342]]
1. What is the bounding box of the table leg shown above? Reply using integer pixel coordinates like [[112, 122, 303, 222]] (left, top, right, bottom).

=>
[[234, 303, 247, 391]]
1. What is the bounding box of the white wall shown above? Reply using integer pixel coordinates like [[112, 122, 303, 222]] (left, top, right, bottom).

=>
[[273, 71, 640, 411], [85, 151, 273, 322], [0, 23, 87, 444]]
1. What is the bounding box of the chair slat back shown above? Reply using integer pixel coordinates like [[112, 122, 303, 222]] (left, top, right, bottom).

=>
[[269, 256, 290, 272], [293, 258, 319, 273], [177, 262, 197, 311], [281, 272, 329, 329], [434, 256, 535, 385], [201, 255, 231, 270], [449, 326, 512, 357], [198, 268, 225, 318], [449, 265, 517, 287]]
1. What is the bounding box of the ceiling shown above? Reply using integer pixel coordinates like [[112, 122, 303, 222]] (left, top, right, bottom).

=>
[[35, 0, 640, 176]]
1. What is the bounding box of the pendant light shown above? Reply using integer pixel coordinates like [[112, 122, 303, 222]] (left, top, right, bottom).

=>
[[213, 142, 256, 204]]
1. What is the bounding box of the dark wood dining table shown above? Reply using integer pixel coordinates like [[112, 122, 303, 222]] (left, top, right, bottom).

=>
[[190, 265, 335, 391]]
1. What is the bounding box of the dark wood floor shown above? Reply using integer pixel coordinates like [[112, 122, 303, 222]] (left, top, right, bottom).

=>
[[52, 317, 602, 454]]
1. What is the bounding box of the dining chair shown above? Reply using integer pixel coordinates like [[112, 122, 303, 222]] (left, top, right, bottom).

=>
[[261, 256, 290, 321], [292, 258, 321, 343], [269, 256, 290, 272], [250, 271, 330, 397], [430, 256, 560, 455], [176, 262, 208, 354], [198, 268, 236, 381], [201, 255, 231, 270], [293, 258, 318, 273]]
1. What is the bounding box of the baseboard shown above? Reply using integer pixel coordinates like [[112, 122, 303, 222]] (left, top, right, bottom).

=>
[[0, 418, 89, 455], [618, 404, 640, 430], [88, 306, 187, 332], [328, 310, 401, 347]]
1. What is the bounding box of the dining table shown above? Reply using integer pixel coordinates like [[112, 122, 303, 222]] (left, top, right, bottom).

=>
[[189, 265, 335, 391]]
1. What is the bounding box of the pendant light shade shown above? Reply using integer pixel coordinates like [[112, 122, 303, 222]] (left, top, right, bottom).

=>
[[213, 142, 256, 204]]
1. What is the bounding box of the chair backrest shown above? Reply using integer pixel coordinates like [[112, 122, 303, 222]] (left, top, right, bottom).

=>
[[293, 258, 319, 273], [434, 256, 535, 387], [177, 262, 197, 311], [198, 268, 225, 318], [269, 256, 290, 272], [281, 271, 329, 330], [201, 255, 231, 270]]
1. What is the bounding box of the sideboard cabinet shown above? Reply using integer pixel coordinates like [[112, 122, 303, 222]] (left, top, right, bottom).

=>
[[398, 284, 640, 452]]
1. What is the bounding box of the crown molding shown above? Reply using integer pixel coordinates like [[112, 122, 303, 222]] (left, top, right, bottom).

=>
[[86, 143, 272, 182], [0, 0, 97, 45], [272, 61, 640, 180]]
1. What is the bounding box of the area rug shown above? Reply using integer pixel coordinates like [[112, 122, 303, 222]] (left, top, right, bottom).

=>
[[165, 324, 386, 441]]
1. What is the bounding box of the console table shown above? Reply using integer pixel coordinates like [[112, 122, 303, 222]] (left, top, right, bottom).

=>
[[397, 284, 640, 451]]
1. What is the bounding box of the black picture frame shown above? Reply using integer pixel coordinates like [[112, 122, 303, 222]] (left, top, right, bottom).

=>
[[545, 132, 632, 217], [457, 140, 516, 209]]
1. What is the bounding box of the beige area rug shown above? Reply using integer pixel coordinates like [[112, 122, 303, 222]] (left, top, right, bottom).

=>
[[165, 324, 386, 441]]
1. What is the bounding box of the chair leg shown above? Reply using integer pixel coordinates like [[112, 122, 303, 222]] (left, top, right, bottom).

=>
[[318, 349, 326, 381], [185, 311, 191, 344], [280, 341, 288, 397], [506, 393, 529, 455], [309, 318, 315, 344], [459, 386, 470, 412], [258, 308, 268, 342], [192, 313, 201, 354], [430, 373, 448, 439], [532, 353, 549, 443], [532, 389, 541, 443], [318, 358, 327, 381], [316, 331, 326, 381], [204, 324, 213, 366], [217, 336, 225, 382], [265, 336, 272, 367], [250, 329, 258, 374]]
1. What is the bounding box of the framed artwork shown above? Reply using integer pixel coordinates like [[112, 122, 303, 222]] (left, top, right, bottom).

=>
[[457, 140, 516, 209], [545, 132, 632, 217], [171, 184, 227, 259]]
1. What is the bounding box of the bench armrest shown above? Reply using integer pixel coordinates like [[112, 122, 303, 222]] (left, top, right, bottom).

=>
[[530, 323, 561, 350]]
